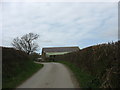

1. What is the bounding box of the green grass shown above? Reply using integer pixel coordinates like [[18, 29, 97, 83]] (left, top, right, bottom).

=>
[[3, 61, 43, 88], [58, 61, 100, 88]]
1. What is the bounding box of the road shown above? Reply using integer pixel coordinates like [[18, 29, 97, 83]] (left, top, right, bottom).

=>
[[17, 62, 79, 88]]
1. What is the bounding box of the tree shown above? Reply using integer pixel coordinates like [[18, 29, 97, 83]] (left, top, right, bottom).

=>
[[12, 33, 39, 55]]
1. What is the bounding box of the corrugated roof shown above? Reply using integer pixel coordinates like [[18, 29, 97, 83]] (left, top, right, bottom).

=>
[[42, 46, 80, 53]]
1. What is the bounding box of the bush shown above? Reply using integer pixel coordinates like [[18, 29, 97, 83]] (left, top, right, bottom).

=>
[[55, 41, 120, 88], [2, 47, 43, 88]]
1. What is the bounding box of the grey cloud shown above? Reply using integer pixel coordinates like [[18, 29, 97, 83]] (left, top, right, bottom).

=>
[[1, 2, 118, 50]]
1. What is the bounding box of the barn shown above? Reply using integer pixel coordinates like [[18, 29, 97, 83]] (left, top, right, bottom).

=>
[[42, 46, 80, 61]]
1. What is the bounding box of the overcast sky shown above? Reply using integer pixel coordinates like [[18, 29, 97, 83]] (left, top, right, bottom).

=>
[[0, 1, 118, 53]]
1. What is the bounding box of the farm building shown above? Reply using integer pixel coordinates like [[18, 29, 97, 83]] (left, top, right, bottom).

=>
[[42, 46, 80, 61]]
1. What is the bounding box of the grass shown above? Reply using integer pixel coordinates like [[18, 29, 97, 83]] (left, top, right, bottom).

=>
[[58, 61, 100, 88], [3, 61, 43, 89]]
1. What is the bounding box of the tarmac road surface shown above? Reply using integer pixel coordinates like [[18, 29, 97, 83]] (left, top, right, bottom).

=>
[[17, 62, 79, 88]]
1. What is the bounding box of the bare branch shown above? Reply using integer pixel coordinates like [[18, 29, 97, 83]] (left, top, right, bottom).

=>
[[11, 33, 39, 55]]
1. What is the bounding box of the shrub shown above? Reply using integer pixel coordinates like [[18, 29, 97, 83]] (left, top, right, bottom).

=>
[[55, 41, 120, 88]]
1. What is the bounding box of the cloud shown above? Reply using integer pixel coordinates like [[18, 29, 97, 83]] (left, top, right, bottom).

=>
[[1, 2, 118, 52], [2, 0, 119, 3]]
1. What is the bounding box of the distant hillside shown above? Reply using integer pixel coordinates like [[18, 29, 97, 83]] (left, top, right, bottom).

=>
[[2, 47, 43, 88], [56, 41, 120, 88]]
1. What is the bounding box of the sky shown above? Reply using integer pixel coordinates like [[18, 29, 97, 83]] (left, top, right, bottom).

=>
[[0, 0, 118, 53]]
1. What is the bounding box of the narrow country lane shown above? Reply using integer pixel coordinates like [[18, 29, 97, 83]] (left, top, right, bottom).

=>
[[17, 62, 79, 88]]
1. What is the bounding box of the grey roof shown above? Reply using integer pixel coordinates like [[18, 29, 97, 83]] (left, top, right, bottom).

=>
[[42, 46, 80, 53]]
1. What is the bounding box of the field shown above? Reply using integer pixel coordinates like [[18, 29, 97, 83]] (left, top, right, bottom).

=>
[[46, 52, 69, 56]]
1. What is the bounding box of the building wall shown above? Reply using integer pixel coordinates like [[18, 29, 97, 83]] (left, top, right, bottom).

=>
[[41, 47, 80, 61]]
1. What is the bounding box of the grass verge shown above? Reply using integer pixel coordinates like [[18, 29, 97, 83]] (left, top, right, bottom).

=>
[[58, 61, 100, 88], [3, 61, 43, 88]]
